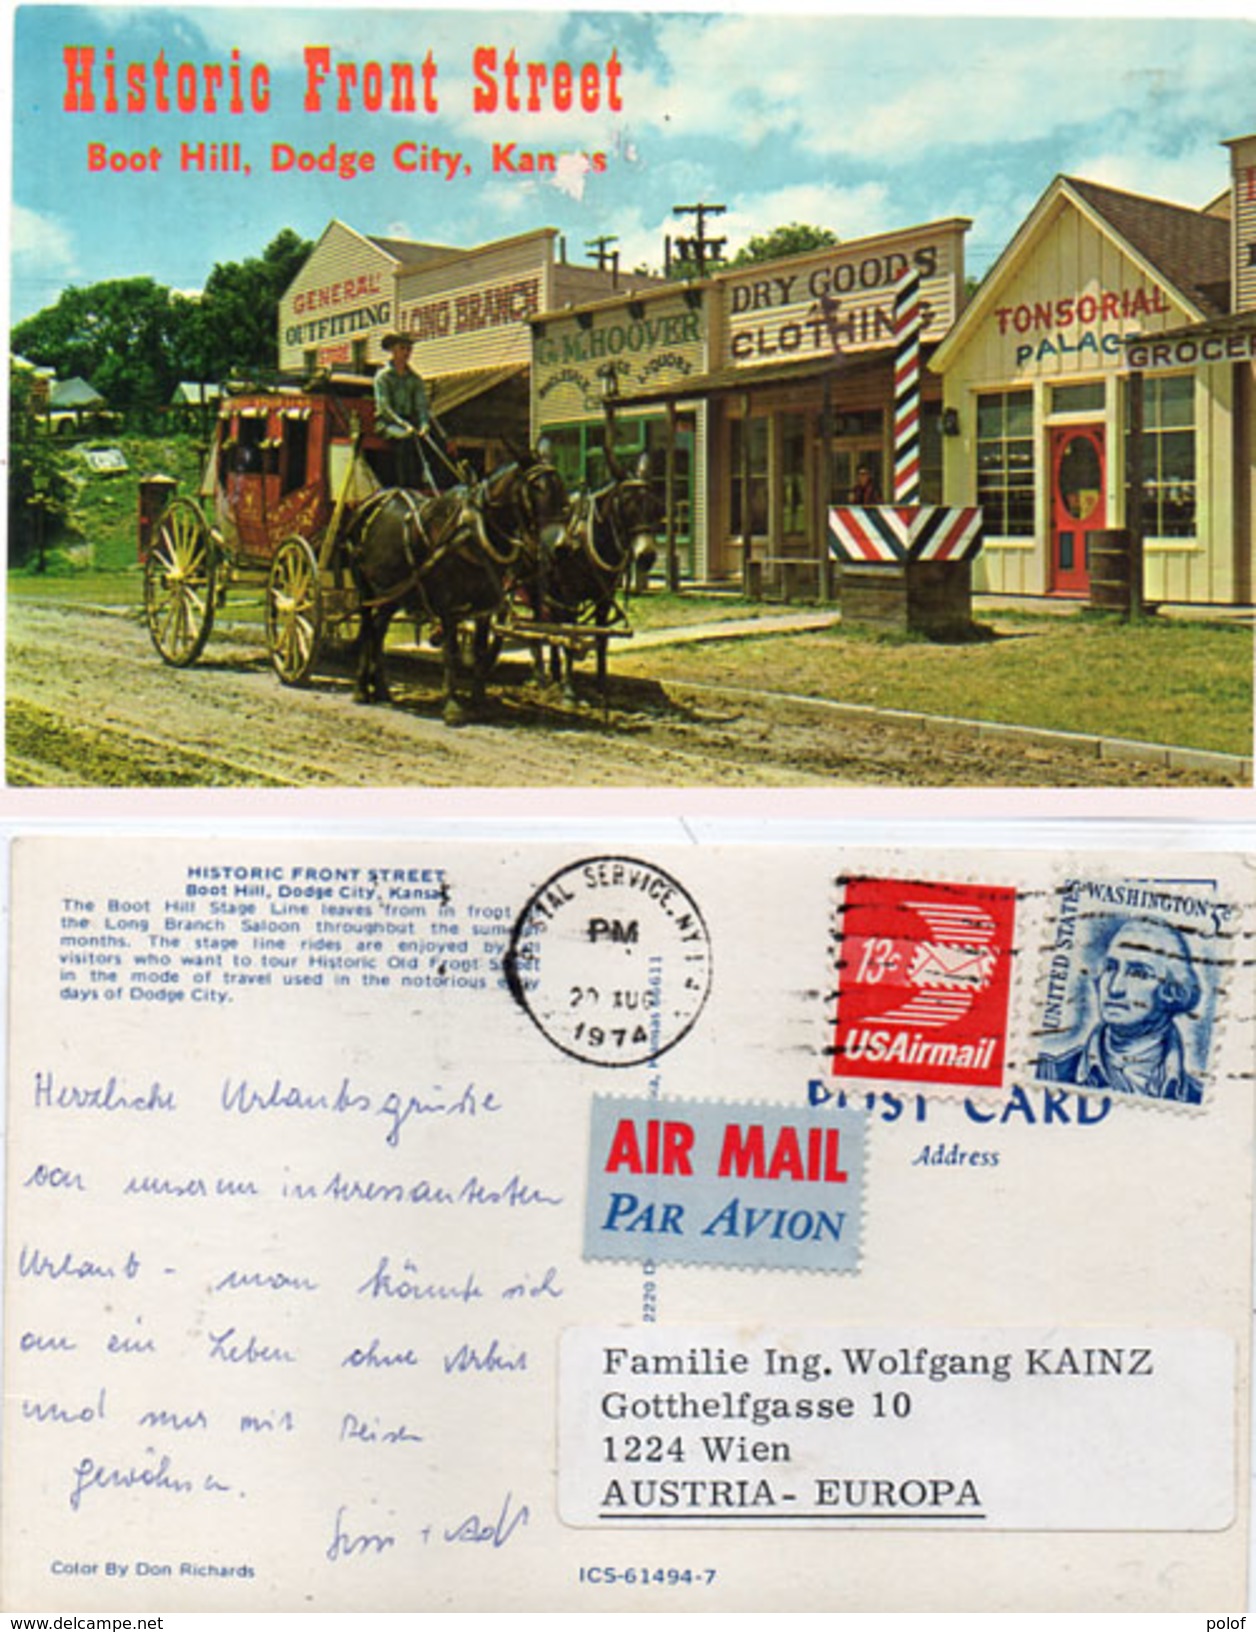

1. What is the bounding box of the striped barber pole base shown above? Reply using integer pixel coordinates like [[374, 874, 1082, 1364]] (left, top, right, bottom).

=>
[[828, 503, 984, 565]]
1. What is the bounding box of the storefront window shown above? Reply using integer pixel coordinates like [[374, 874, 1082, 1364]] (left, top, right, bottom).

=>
[[782, 414, 807, 535], [830, 408, 884, 505], [1134, 375, 1196, 538], [544, 424, 624, 490], [730, 417, 769, 536], [644, 418, 694, 554], [834, 409, 883, 438], [976, 389, 1034, 536], [545, 426, 585, 490], [1050, 382, 1105, 415], [543, 417, 695, 571]]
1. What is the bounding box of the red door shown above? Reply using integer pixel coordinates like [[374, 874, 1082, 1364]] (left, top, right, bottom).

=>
[[1049, 425, 1105, 595]]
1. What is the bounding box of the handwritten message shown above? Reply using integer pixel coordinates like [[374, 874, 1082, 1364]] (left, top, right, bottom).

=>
[[10, 846, 600, 1608]]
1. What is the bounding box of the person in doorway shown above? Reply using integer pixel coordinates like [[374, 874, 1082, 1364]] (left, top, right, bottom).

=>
[[374, 331, 438, 490], [850, 463, 880, 504]]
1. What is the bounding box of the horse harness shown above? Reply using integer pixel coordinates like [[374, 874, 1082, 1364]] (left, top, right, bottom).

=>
[[564, 479, 650, 575], [352, 485, 512, 617]]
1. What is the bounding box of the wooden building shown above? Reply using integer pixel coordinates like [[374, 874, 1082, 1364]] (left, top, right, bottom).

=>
[[530, 281, 708, 578], [932, 136, 1256, 605], [555, 220, 970, 593], [278, 219, 628, 471]]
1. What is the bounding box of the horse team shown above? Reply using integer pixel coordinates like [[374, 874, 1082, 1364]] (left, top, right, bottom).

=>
[[348, 442, 658, 726]]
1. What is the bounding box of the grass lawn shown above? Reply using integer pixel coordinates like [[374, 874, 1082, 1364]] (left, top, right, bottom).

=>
[[615, 611, 1253, 757], [13, 563, 1248, 756], [9, 566, 144, 605], [10, 430, 208, 595], [613, 590, 776, 631]]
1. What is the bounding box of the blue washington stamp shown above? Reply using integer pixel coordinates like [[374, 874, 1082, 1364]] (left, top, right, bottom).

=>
[[584, 1095, 866, 1271], [1031, 875, 1237, 1108]]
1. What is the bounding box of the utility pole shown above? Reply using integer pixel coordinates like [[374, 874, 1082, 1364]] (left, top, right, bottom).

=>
[[586, 235, 620, 279], [671, 203, 727, 276]]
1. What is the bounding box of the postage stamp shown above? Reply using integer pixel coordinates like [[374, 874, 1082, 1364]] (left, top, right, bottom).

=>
[[831, 876, 1018, 1094], [1029, 874, 1238, 1109], [504, 856, 713, 1068], [584, 1095, 865, 1271]]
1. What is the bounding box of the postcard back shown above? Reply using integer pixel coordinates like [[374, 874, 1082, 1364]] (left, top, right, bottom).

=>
[[3, 838, 1253, 1610]]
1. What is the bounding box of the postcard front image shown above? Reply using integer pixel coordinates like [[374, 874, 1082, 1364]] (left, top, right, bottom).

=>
[[7, 7, 1253, 790]]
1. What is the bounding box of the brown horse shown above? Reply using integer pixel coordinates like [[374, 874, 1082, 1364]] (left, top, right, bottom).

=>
[[348, 451, 567, 726], [512, 449, 659, 704]]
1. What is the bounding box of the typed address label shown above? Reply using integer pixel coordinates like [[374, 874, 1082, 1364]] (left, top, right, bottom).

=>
[[558, 1325, 1234, 1530]]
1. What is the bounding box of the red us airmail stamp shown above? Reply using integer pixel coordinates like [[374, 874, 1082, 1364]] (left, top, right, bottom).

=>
[[832, 877, 1017, 1091]]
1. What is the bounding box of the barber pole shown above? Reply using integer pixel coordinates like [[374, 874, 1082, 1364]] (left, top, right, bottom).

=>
[[828, 503, 982, 564], [893, 268, 923, 503], [830, 266, 983, 575]]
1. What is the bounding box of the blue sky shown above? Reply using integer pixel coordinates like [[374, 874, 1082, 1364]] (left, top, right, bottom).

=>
[[10, 5, 1256, 323]]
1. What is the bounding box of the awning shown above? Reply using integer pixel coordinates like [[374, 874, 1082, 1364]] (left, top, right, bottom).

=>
[[610, 344, 908, 409], [429, 362, 528, 414]]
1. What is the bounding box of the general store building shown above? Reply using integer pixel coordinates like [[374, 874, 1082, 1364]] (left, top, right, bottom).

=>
[[932, 135, 1256, 604], [278, 219, 629, 473]]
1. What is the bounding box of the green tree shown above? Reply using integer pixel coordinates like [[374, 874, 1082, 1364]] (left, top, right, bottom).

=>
[[9, 228, 314, 408], [730, 223, 839, 267], [196, 228, 313, 378], [11, 277, 185, 412], [8, 362, 76, 568]]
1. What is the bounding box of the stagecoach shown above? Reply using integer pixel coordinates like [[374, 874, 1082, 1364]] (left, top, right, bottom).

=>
[[139, 374, 656, 718], [138, 375, 401, 684]]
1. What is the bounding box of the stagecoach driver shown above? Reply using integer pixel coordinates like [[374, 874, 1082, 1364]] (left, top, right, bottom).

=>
[[374, 331, 438, 490]]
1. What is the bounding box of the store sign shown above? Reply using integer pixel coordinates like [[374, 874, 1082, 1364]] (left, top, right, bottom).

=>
[[724, 226, 962, 369], [997, 284, 1172, 371], [401, 276, 541, 343], [293, 273, 385, 315], [1125, 329, 1256, 370], [534, 302, 704, 416], [283, 301, 391, 349]]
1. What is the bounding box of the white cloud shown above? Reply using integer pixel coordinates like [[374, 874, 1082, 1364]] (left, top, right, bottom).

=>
[[594, 180, 892, 276], [475, 179, 542, 224], [723, 182, 893, 251], [11, 205, 79, 279], [1063, 148, 1230, 209], [624, 14, 777, 145], [588, 13, 1255, 170]]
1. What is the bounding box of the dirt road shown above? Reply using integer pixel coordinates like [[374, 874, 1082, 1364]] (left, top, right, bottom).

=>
[[6, 600, 1240, 788]]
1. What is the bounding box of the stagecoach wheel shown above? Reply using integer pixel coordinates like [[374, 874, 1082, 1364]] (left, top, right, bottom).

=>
[[143, 497, 217, 667], [266, 536, 324, 686]]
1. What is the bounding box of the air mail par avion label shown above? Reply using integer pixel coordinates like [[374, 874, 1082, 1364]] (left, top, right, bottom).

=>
[[833, 878, 1017, 1090]]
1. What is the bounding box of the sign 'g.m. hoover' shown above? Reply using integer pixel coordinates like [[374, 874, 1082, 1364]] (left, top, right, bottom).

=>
[[533, 292, 706, 418], [723, 220, 968, 368]]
